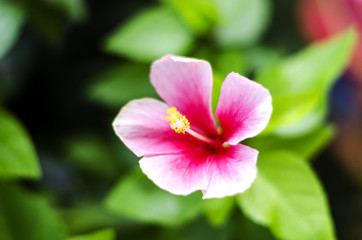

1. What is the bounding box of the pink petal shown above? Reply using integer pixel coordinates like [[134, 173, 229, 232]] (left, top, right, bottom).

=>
[[139, 147, 210, 196], [202, 144, 258, 199], [150, 55, 218, 136], [113, 98, 204, 157], [140, 143, 258, 198], [216, 73, 272, 145]]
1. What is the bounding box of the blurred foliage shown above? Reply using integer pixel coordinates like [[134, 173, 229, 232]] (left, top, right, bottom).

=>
[[202, 196, 234, 226], [61, 203, 126, 236], [64, 134, 128, 179], [0, 0, 359, 239], [0, 108, 40, 179], [66, 228, 115, 240], [0, 182, 65, 240], [238, 150, 335, 240], [40, 0, 87, 22], [0, 0, 25, 59], [161, 0, 216, 34], [105, 7, 193, 62], [23, 0, 87, 45], [257, 29, 357, 137], [247, 125, 334, 160], [104, 169, 203, 226], [213, 0, 271, 48], [88, 64, 157, 109]]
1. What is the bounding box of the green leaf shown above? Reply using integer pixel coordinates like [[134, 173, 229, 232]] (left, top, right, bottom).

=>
[[104, 169, 202, 226], [213, 0, 271, 48], [24, 1, 64, 46], [202, 196, 234, 226], [0, 182, 65, 240], [62, 204, 123, 236], [23, 0, 86, 47], [245, 46, 281, 72], [66, 229, 115, 240], [88, 64, 157, 108], [160, 218, 228, 240], [272, 98, 327, 137], [214, 51, 250, 76], [161, 0, 217, 34], [257, 28, 357, 136], [238, 151, 335, 240], [247, 125, 334, 159], [211, 72, 224, 112], [0, 0, 25, 59], [105, 7, 193, 62], [0, 109, 41, 179], [41, 0, 87, 22], [64, 134, 134, 179]]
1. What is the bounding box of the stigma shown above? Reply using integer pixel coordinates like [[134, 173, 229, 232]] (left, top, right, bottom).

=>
[[166, 107, 190, 134]]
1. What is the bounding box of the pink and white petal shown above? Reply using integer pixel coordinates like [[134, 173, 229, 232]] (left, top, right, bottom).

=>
[[150, 55, 218, 135], [216, 73, 272, 145], [112, 98, 203, 157], [202, 144, 258, 199], [139, 147, 210, 196]]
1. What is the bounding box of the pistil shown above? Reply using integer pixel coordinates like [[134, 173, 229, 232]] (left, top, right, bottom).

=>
[[185, 128, 217, 146]]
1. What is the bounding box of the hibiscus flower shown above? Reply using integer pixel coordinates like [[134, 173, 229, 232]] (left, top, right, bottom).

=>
[[113, 55, 272, 199]]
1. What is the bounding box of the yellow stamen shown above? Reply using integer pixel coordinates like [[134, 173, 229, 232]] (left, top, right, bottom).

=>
[[166, 107, 190, 134]]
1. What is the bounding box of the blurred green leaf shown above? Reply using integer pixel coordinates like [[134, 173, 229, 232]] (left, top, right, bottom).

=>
[[161, 0, 216, 34], [62, 204, 124, 236], [0, 0, 25, 59], [105, 7, 193, 62], [42, 0, 87, 22], [88, 64, 157, 108], [245, 46, 281, 72], [66, 228, 115, 240], [257, 28, 357, 136], [232, 214, 275, 240], [215, 51, 249, 76], [211, 72, 224, 112], [23, 0, 87, 46], [202, 196, 234, 226], [274, 99, 328, 136], [0, 182, 65, 240], [0, 109, 41, 179], [160, 208, 275, 240], [64, 134, 130, 179], [159, 218, 227, 240], [248, 125, 334, 159], [238, 150, 335, 240], [24, 0, 64, 46], [213, 0, 271, 48], [104, 169, 202, 226]]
